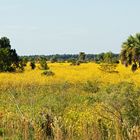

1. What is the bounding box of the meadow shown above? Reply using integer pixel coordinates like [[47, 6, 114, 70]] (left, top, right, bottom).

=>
[[0, 62, 140, 140]]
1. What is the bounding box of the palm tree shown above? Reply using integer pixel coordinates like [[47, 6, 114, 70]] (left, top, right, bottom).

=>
[[120, 33, 140, 70]]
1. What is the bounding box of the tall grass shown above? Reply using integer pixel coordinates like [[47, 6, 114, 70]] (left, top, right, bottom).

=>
[[0, 63, 140, 139]]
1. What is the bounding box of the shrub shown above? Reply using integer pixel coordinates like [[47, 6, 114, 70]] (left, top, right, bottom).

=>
[[83, 80, 100, 93], [98, 63, 118, 73], [16, 60, 25, 72], [70, 61, 81, 66], [0, 128, 4, 136], [131, 63, 137, 72], [41, 70, 55, 76], [50, 56, 58, 63], [40, 59, 49, 70], [30, 61, 36, 70]]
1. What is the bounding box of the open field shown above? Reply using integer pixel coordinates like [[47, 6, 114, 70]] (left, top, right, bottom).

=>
[[1, 0, 140, 139], [0, 63, 140, 140], [1, 62, 140, 87]]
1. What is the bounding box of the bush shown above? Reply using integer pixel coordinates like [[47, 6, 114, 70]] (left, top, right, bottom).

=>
[[30, 61, 36, 70], [41, 70, 55, 76], [70, 61, 81, 66], [50, 56, 58, 63], [99, 63, 118, 73], [16, 60, 25, 72], [40, 59, 49, 70], [131, 63, 137, 72], [0, 128, 4, 136], [83, 80, 100, 93]]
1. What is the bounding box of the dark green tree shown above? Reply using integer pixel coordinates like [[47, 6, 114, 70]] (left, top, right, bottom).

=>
[[78, 52, 86, 62], [0, 37, 11, 49], [103, 52, 113, 63], [120, 33, 140, 70], [97, 53, 104, 62], [21, 57, 28, 67], [0, 37, 19, 72], [50, 56, 58, 63]]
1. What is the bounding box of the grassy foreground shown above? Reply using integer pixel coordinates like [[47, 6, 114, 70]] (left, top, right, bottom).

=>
[[0, 63, 140, 140]]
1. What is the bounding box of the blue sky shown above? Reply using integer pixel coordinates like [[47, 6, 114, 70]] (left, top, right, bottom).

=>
[[0, 0, 140, 55]]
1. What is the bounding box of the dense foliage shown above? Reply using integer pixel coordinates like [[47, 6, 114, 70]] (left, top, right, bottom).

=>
[[20, 52, 119, 63], [120, 33, 140, 71], [0, 37, 19, 72]]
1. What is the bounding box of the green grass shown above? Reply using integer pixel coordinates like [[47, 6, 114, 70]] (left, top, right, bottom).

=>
[[0, 81, 140, 140]]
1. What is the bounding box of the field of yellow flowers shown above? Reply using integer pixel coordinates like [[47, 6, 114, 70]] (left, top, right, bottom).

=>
[[0, 62, 140, 87], [0, 62, 140, 140]]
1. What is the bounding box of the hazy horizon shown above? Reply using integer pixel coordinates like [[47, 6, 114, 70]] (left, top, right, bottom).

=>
[[0, 0, 140, 55]]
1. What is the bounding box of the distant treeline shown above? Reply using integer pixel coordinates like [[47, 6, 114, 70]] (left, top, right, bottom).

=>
[[20, 52, 119, 63]]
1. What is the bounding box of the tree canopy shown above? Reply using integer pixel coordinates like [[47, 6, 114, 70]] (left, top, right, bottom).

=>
[[0, 37, 19, 72], [120, 33, 140, 70]]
